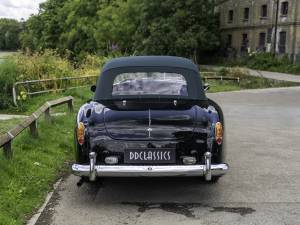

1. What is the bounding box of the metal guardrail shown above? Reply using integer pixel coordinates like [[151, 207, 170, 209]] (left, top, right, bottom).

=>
[[201, 72, 240, 83], [13, 75, 97, 106], [0, 96, 74, 159], [203, 76, 240, 83], [12, 73, 239, 106]]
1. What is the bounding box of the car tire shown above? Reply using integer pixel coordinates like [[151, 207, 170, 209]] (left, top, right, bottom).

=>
[[210, 176, 221, 183]]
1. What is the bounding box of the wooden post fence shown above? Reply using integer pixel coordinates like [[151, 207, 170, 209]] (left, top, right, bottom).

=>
[[0, 96, 74, 159]]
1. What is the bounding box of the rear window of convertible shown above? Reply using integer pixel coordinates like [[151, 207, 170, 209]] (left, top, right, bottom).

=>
[[112, 72, 188, 96]]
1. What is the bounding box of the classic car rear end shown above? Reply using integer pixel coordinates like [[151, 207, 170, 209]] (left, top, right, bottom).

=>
[[72, 56, 228, 183]]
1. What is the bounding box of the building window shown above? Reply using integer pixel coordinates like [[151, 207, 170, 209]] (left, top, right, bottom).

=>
[[279, 31, 286, 53], [281, 1, 289, 16], [258, 32, 266, 51], [241, 33, 249, 52], [244, 8, 250, 21], [228, 10, 234, 23], [267, 28, 272, 43], [227, 34, 232, 47], [261, 4, 268, 18]]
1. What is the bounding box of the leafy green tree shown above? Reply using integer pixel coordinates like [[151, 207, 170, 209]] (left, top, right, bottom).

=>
[[133, 0, 220, 61], [94, 0, 140, 54], [0, 19, 22, 50], [57, 0, 103, 57], [21, 0, 68, 51], [20, 0, 220, 62], [20, 15, 43, 51]]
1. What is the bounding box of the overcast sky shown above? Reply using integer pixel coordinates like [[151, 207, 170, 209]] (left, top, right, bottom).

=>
[[0, 0, 46, 20]]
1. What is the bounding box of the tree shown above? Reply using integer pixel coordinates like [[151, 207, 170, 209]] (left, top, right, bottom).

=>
[[20, 0, 221, 62], [56, 0, 103, 57], [20, 0, 68, 51], [94, 0, 140, 54], [133, 0, 220, 61], [0, 19, 22, 50]]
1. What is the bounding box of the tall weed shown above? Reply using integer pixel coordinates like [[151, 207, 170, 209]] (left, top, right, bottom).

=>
[[0, 50, 112, 109], [0, 58, 18, 108], [15, 50, 75, 81]]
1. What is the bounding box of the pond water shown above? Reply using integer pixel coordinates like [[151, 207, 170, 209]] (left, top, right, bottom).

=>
[[0, 51, 16, 63]]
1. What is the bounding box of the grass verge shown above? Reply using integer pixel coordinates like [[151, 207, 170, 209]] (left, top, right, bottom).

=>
[[207, 75, 299, 93], [0, 118, 24, 135], [0, 88, 91, 225], [0, 115, 74, 225], [206, 53, 300, 75], [0, 87, 92, 114]]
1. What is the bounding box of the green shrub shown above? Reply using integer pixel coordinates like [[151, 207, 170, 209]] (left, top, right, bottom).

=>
[[219, 52, 300, 75], [246, 53, 291, 71], [0, 50, 112, 110], [76, 53, 113, 76], [0, 58, 18, 109], [15, 50, 75, 81], [219, 68, 229, 76]]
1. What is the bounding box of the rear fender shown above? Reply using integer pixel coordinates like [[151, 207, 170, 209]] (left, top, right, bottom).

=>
[[75, 102, 105, 163], [205, 98, 226, 164]]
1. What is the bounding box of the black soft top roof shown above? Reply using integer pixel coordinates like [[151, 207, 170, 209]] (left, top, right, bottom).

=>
[[94, 56, 206, 101], [102, 56, 199, 74]]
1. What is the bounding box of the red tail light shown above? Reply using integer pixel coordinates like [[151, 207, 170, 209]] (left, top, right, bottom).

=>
[[77, 122, 85, 145], [215, 122, 223, 145]]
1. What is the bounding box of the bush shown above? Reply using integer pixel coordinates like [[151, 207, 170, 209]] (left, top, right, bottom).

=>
[[15, 50, 75, 81], [76, 53, 114, 76], [219, 52, 300, 75], [0, 50, 114, 110], [0, 58, 18, 109], [219, 68, 229, 76], [246, 53, 291, 71]]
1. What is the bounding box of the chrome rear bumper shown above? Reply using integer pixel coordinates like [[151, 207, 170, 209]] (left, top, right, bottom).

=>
[[71, 152, 229, 181]]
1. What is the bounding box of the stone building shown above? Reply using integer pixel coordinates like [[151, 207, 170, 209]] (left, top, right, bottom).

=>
[[217, 0, 300, 61]]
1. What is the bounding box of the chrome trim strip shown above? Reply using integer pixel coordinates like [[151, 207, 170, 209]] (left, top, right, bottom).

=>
[[72, 163, 229, 178]]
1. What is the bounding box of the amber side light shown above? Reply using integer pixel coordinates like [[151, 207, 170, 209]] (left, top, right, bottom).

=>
[[215, 122, 223, 145], [77, 122, 85, 145]]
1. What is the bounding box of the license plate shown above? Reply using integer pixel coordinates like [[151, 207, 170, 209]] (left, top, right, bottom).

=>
[[124, 148, 176, 164]]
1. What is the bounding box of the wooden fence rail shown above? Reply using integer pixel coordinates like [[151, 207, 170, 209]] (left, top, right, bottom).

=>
[[0, 96, 74, 159]]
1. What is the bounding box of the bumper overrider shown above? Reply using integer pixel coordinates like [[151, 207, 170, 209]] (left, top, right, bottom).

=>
[[72, 152, 229, 181]]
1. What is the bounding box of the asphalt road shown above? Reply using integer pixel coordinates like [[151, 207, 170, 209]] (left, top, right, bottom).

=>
[[36, 87, 300, 225]]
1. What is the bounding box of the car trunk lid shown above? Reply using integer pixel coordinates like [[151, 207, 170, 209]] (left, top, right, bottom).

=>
[[104, 107, 197, 141]]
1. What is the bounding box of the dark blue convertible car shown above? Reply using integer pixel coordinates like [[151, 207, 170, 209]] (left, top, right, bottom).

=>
[[72, 56, 228, 184]]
